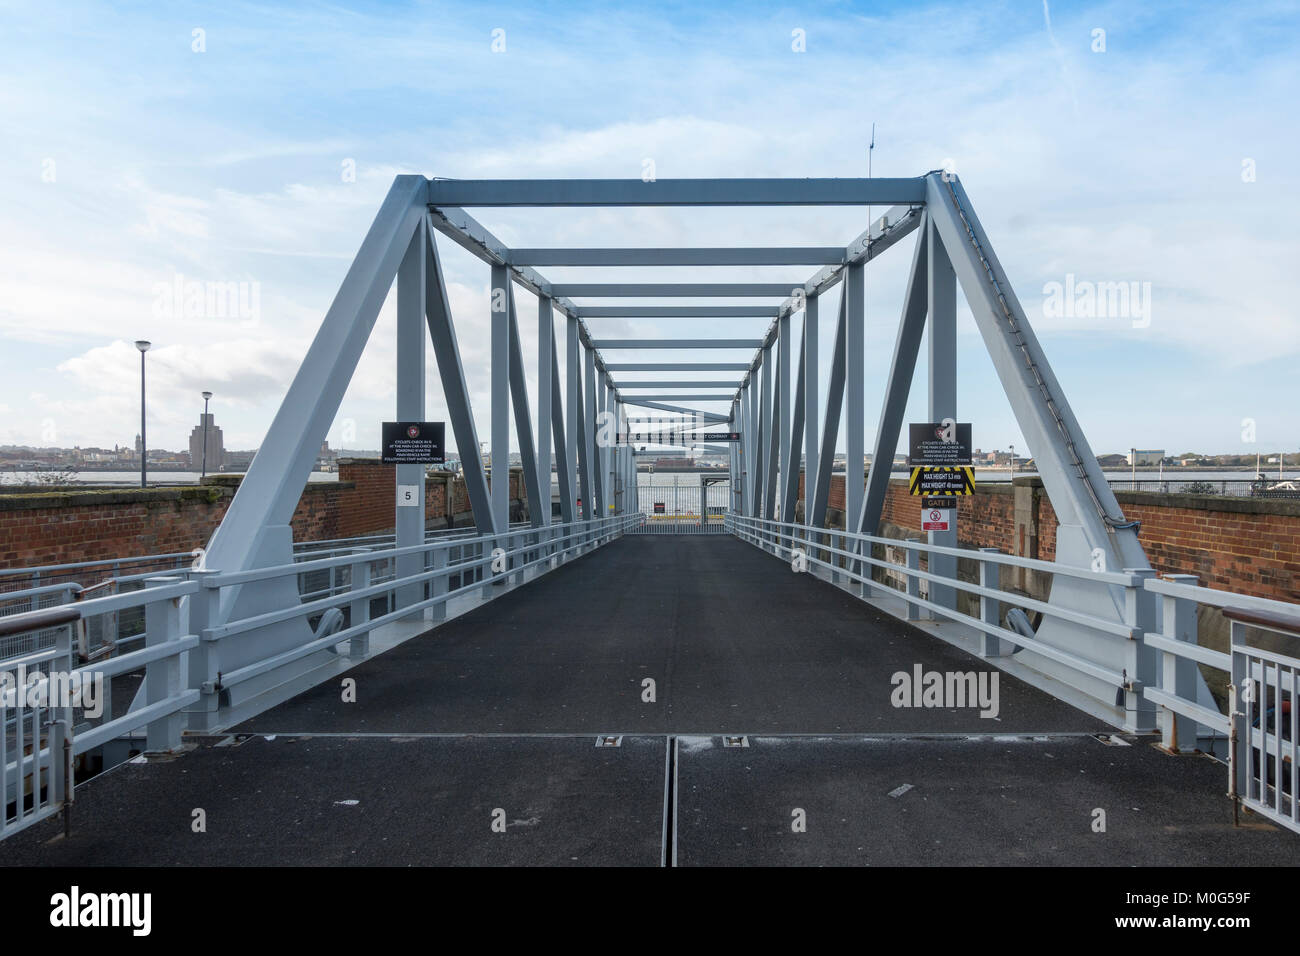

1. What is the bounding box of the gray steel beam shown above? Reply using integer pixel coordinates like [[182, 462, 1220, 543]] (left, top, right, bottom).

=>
[[605, 363, 750, 371], [927, 213, 958, 610], [395, 222, 426, 612], [844, 259, 866, 567], [585, 344, 602, 517], [622, 399, 729, 421], [507, 289, 544, 529], [427, 177, 927, 207], [775, 310, 791, 522], [537, 295, 553, 526], [591, 339, 762, 349], [781, 330, 806, 524], [759, 341, 774, 518], [511, 247, 846, 266], [490, 264, 511, 533], [923, 173, 1146, 573], [610, 380, 740, 388], [205, 175, 428, 590], [859, 213, 929, 536], [425, 221, 495, 533], [810, 291, 848, 530], [553, 283, 798, 298], [580, 306, 781, 318], [803, 296, 819, 529], [620, 393, 738, 402], [567, 313, 587, 520], [550, 329, 575, 524]]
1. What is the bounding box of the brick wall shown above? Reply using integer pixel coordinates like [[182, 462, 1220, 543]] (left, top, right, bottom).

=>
[[0, 459, 526, 572], [796, 471, 1298, 604]]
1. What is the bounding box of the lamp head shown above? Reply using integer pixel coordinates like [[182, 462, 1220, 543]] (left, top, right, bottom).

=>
[[202, 391, 213, 401], [135, 340, 151, 353]]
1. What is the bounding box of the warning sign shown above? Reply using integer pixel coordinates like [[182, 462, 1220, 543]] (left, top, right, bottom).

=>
[[921, 506, 952, 532], [909, 466, 975, 496]]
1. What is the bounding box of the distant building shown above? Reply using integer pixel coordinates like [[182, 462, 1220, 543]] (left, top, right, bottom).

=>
[[188, 412, 225, 472], [1128, 448, 1164, 466], [1097, 453, 1129, 468]]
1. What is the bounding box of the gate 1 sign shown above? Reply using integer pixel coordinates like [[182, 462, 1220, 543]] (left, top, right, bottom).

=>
[[382, 421, 446, 464]]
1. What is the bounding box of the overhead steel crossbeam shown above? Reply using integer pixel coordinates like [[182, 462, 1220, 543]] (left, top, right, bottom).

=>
[[427, 177, 927, 206], [511, 248, 845, 266], [611, 380, 740, 388], [580, 306, 781, 318], [553, 283, 798, 297]]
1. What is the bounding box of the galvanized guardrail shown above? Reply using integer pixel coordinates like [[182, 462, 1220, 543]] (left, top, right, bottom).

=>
[[1, 581, 199, 839]]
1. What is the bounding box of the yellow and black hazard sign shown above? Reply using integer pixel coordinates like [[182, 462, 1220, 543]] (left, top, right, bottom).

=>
[[909, 466, 975, 496]]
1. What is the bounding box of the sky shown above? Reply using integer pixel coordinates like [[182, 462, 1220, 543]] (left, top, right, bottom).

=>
[[0, 0, 1297, 462]]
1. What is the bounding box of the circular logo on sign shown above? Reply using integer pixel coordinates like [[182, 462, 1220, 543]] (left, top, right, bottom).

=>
[[407, 425, 420, 438], [929, 510, 942, 521]]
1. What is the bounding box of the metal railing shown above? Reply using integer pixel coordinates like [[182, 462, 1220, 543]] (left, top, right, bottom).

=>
[[1, 581, 200, 840], [185, 513, 643, 728], [726, 510, 1300, 827], [1226, 606, 1300, 834]]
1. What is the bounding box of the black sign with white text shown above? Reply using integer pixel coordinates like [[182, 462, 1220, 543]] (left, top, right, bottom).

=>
[[381, 421, 446, 464]]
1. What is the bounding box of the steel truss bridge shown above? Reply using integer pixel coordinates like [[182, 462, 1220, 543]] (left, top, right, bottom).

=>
[[2, 174, 1298, 865]]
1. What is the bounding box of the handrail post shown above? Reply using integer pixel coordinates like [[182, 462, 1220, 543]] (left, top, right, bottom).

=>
[[906, 537, 922, 621], [429, 544, 447, 623], [348, 549, 372, 659], [1159, 573, 1201, 752], [978, 548, 1011, 656], [185, 569, 222, 732], [143, 576, 185, 752], [1122, 567, 1159, 733]]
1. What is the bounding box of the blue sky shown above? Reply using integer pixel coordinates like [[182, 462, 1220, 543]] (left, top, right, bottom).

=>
[[1, 0, 1297, 460]]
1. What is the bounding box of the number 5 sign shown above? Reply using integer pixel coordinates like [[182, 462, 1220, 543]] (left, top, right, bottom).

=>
[[397, 484, 421, 507]]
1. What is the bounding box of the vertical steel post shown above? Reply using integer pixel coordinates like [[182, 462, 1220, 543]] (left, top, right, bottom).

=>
[[978, 548, 1011, 656], [143, 579, 184, 752], [584, 343, 601, 526], [759, 341, 773, 525], [927, 217, 958, 611], [803, 295, 819, 531], [845, 260, 865, 581], [776, 311, 791, 537], [396, 226, 426, 615], [537, 295, 553, 527], [567, 314, 587, 520], [1160, 574, 1201, 751], [490, 264, 511, 534]]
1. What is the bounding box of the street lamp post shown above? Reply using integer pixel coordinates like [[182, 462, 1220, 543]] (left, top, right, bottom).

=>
[[201, 391, 213, 478], [1008, 443, 1016, 483], [135, 340, 151, 488]]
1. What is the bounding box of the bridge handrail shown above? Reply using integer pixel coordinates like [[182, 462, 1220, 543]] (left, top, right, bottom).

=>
[[726, 512, 1144, 587], [203, 514, 635, 587], [206, 515, 644, 692], [725, 513, 1131, 686]]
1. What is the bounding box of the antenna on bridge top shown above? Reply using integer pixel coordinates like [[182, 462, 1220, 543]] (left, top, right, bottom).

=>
[[868, 122, 876, 178]]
